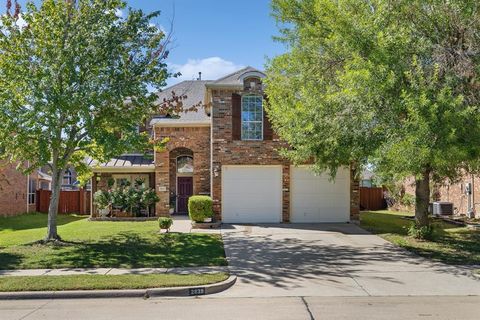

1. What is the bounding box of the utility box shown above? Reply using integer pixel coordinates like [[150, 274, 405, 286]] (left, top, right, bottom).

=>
[[432, 202, 454, 216]]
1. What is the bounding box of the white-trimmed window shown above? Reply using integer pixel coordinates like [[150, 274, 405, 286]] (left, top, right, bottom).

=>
[[63, 169, 72, 186], [177, 156, 194, 174], [28, 178, 36, 204], [241, 95, 263, 140]]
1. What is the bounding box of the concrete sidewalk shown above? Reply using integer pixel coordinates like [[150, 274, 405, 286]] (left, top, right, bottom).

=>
[[0, 266, 229, 277]]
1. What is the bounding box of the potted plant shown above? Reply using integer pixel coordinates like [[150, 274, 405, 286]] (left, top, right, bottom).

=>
[[158, 217, 173, 233], [93, 190, 110, 218]]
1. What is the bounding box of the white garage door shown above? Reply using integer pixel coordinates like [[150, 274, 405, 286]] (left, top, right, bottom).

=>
[[290, 166, 350, 223], [222, 166, 282, 223]]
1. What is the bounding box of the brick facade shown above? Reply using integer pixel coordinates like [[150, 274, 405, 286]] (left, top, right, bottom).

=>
[[209, 86, 360, 222], [154, 126, 211, 216], [210, 88, 290, 221], [0, 162, 28, 216]]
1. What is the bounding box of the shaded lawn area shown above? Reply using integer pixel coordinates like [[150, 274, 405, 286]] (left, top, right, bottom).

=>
[[0, 213, 227, 269], [0, 273, 228, 292], [360, 210, 480, 265]]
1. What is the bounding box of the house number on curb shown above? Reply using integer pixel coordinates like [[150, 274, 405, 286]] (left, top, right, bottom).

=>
[[189, 288, 206, 296]]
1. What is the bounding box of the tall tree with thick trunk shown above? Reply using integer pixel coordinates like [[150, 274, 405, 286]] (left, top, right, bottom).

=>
[[0, 0, 176, 241], [265, 0, 480, 227]]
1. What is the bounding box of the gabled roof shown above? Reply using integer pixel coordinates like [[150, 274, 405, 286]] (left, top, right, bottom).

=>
[[150, 66, 266, 127], [208, 66, 265, 88], [150, 80, 211, 126]]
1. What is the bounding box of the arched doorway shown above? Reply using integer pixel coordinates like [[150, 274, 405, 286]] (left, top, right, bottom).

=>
[[169, 148, 194, 214]]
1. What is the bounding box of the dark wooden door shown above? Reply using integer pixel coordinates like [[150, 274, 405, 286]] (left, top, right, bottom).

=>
[[177, 177, 193, 214]]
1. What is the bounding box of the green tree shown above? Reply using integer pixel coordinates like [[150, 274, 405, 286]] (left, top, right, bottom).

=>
[[265, 0, 480, 227], [0, 0, 172, 241]]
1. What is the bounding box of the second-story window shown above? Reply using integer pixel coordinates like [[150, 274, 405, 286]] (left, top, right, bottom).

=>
[[241, 95, 263, 140], [63, 169, 72, 186]]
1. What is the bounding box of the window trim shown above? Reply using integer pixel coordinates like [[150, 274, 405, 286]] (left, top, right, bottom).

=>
[[241, 94, 264, 141], [63, 169, 72, 186], [176, 155, 194, 176], [28, 178, 37, 205]]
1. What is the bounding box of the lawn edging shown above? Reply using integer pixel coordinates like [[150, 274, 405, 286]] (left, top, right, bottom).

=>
[[0, 275, 236, 300]]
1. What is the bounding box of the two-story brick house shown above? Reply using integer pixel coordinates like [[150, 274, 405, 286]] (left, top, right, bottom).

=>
[[90, 67, 359, 222]]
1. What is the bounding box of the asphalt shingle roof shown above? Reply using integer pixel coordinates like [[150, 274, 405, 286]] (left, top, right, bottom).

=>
[[212, 66, 265, 86], [150, 80, 211, 125]]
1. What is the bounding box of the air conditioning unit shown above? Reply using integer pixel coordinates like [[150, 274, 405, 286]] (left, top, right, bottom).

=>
[[432, 202, 453, 216]]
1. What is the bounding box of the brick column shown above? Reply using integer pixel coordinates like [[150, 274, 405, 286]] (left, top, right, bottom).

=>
[[155, 150, 170, 217], [212, 162, 222, 221], [350, 166, 360, 221]]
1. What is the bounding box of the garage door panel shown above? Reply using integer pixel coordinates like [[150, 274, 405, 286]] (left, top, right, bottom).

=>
[[291, 166, 350, 223], [222, 166, 282, 223]]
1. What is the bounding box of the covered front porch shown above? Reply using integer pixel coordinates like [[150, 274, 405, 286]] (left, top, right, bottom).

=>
[[89, 155, 157, 218]]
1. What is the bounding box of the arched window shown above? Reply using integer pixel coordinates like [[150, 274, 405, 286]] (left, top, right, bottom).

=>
[[177, 156, 193, 174], [63, 169, 72, 185], [241, 95, 263, 140]]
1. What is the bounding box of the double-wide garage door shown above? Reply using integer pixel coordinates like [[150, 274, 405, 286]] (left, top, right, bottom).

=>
[[222, 165, 350, 223]]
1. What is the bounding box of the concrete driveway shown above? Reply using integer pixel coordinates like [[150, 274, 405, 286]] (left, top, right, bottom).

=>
[[215, 223, 480, 297]]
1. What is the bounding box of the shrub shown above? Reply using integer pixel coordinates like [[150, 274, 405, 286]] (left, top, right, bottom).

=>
[[158, 217, 173, 232], [407, 223, 434, 240], [400, 194, 415, 207], [188, 196, 213, 222], [93, 190, 110, 209]]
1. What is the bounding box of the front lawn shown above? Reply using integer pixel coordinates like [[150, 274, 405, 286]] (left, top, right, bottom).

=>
[[360, 210, 480, 265], [0, 273, 228, 292], [0, 213, 227, 269]]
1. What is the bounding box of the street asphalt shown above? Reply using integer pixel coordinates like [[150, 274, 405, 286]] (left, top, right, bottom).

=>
[[1, 296, 480, 320]]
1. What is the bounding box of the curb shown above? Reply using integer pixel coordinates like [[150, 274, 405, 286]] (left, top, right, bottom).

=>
[[0, 275, 236, 300]]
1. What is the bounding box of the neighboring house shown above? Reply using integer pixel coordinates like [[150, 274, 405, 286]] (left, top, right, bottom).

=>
[[0, 162, 52, 216], [60, 167, 79, 190], [90, 67, 359, 223], [360, 168, 376, 188], [403, 175, 480, 218]]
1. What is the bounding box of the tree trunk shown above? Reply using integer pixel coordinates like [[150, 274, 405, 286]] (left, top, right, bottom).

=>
[[45, 168, 63, 241], [415, 168, 431, 227]]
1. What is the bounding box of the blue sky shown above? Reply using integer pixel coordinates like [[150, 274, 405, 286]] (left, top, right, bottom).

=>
[[2, 0, 285, 85]]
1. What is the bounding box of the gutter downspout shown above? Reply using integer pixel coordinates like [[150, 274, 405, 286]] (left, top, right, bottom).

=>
[[209, 89, 213, 199]]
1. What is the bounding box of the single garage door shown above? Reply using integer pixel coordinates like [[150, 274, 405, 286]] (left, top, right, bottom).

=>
[[222, 166, 282, 223], [290, 166, 350, 223]]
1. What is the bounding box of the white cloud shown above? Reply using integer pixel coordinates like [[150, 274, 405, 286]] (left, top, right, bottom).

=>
[[114, 9, 124, 18], [168, 57, 244, 85], [16, 15, 27, 29]]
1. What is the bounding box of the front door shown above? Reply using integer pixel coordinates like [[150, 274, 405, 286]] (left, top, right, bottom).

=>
[[177, 177, 193, 214]]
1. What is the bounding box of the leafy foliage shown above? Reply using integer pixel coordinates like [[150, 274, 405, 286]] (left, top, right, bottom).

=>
[[0, 0, 181, 239], [407, 223, 434, 240], [188, 196, 213, 223], [265, 0, 480, 225], [158, 217, 173, 232]]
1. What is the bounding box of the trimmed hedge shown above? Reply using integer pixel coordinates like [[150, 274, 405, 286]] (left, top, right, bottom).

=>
[[188, 196, 213, 222]]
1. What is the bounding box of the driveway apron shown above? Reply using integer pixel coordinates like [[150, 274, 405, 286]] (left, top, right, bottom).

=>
[[215, 223, 480, 297]]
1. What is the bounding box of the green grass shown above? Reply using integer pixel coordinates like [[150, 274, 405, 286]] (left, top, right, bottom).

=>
[[360, 210, 480, 265], [0, 273, 229, 292], [0, 213, 227, 269]]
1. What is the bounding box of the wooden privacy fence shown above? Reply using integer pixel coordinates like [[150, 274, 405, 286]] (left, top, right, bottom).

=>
[[36, 189, 91, 215], [360, 187, 385, 211]]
